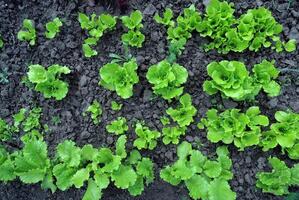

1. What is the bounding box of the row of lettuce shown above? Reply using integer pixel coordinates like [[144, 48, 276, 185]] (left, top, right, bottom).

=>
[[1, 0, 296, 57], [1, 87, 299, 200]]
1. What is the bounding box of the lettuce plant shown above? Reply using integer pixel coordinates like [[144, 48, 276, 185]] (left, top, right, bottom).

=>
[[0, 147, 16, 182], [284, 39, 297, 52], [99, 59, 139, 99], [203, 60, 280, 101], [106, 117, 128, 135], [17, 19, 36, 46], [160, 116, 170, 126], [160, 142, 236, 200], [260, 111, 299, 160], [167, 5, 201, 42], [166, 94, 197, 127], [162, 126, 186, 145], [198, 107, 269, 150], [78, 13, 117, 57], [22, 107, 42, 132], [167, 38, 187, 64], [84, 100, 102, 125], [121, 10, 145, 47], [45, 17, 63, 39], [14, 139, 52, 185], [133, 123, 161, 150], [256, 157, 299, 195], [111, 101, 123, 111], [27, 64, 71, 100], [154, 8, 175, 27], [146, 60, 188, 100]]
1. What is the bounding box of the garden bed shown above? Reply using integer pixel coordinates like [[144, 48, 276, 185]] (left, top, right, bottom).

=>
[[0, 0, 299, 199]]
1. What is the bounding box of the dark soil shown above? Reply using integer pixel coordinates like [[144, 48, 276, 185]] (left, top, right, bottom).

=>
[[0, 0, 299, 199]]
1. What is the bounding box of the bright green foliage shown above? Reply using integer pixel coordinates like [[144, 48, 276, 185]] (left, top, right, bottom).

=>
[[14, 139, 52, 184], [27, 64, 71, 100], [83, 37, 98, 57], [78, 13, 117, 57], [154, 7, 190, 63], [167, 38, 187, 63], [121, 30, 145, 48], [121, 10, 145, 48], [256, 157, 299, 195], [53, 135, 154, 199], [203, 60, 280, 101], [133, 123, 161, 150], [111, 101, 123, 111], [0, 34, 3, 48], [0, 148, 16, 182], [160, 142, 236, 200], [84, 100, 102, 125], [17, 19, 36, 46], [196, 0, 295, 53], [23, 107, 42, 132], [99, 59, 139, 99], [146, 60, 188, 100], [160, 116, 170, 126], [198, 107, 269, 150], [167, 5, 202, 42], [166, 94, 197, 127], [0, 127, 154, 199], [13, 108, 27, 129], [106, 117, 128, 135], [154, 8, 175, 27], [0, 119, 12, 142], [155, 5, 201, 53], [45, 17, 63, 39], [0, 108, 41, 141], [260, 111, 299, 160], [197, 0, 236, 53], [284, 39, 297, 52], [162, 126, 186, 145]]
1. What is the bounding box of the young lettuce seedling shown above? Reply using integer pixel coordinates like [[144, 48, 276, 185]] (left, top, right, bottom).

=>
[[78, 13, 117, 57], [27, 64, 71, 100], [17, 19, 36, 46], [133, 122, 161, 150], [84, 100, 102, 125], [121, 10, 145, 48], [162, 126, 186, 145], [146, 60, 188, 100], [45, 17, 63, 39], [99, 58, 139, 99], [111, 101, 123, 111], [166, 93, 197, 127], [106, 117, 128, 135], [154, 8, 175, 27]]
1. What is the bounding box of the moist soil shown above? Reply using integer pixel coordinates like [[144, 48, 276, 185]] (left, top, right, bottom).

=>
[[0, 0, 299, 199]]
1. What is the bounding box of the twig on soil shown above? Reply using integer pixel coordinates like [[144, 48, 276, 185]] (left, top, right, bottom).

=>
[[279, 68, 299, 73]]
